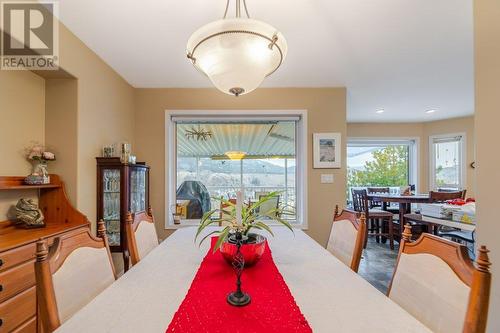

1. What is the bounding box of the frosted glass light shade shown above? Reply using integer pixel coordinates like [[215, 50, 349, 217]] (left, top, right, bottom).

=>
[[187, 18, 287, 96]]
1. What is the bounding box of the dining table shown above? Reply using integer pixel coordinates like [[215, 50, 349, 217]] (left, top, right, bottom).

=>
[[404, 213, 476, 233], [366, 193, 432, 234], [55, 227, 431, 333]]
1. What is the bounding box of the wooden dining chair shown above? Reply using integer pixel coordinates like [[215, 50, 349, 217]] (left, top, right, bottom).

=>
[[366, 187, 390, 209], [326, 206, 366, 272], [219, 198, 237, 226], [388, 225, 491, 333], [35, 221, 116, 332], [257, 194, 280, 218], [352, 188, 396, 250], [125, 207, 159, 266], [430, 189, 467, 201], [367, 187, 399, 214]]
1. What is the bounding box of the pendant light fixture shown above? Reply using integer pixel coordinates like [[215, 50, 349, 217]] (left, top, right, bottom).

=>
[[186, 0, 287, 97]]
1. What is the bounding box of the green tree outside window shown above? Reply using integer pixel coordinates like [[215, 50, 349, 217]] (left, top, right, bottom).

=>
[[348, 146, 409, 187]]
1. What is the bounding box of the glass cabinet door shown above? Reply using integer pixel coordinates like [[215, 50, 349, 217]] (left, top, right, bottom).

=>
[[102, 169, 120, 246], [130, 168, 146, 213]]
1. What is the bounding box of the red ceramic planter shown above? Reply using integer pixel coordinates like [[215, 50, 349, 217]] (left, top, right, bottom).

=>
[[220, 233, 266, 267]]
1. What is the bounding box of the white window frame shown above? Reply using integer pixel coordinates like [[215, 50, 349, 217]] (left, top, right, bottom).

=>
[[429, 133, 466, 191], [347, 137, 420, 191], [165, 109, 308, 230]]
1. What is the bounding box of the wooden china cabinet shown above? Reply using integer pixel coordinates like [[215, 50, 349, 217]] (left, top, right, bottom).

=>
[[0, 175, 90, 333], [96, 157, 150, 270]]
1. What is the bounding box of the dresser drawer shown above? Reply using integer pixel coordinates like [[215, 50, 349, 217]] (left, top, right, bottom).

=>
[[0, 287, 36, 332], [0, 260, 35, 303], [10, 316, 35, 333], [0, 244, 36, 273]]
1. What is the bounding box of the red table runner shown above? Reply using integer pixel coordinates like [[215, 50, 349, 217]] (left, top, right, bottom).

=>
[[166, 237, 312, 333]]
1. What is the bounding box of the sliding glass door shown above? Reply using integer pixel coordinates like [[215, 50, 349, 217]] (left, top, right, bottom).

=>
[[172, 119, 300, 224]]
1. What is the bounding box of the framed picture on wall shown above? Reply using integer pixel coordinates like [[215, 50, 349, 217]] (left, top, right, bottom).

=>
[[313, 133, 341, 168]]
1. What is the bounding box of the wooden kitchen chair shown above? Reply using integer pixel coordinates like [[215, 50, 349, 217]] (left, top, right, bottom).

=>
[[326, 206, 366, 272], [430, 189, 467, 202], [35, 221, 116, 333], [352, 188, 396, 249], [388, 225, 491, 333], [125, 207, 159, 266]]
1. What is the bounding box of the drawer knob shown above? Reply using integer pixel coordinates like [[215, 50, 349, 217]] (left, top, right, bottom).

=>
[[0, 258, 3, 267], [0, 318, 2, 327], [0, 285, 2, 292]]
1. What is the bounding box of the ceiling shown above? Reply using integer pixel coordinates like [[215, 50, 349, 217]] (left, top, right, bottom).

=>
[[56, 0, 473, 122]]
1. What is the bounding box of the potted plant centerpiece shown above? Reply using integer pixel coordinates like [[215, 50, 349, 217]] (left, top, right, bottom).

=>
[[195, 191, 294, 266]]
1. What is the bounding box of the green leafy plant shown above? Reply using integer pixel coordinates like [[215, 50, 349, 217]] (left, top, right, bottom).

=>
[[195, 191, 294, 251]]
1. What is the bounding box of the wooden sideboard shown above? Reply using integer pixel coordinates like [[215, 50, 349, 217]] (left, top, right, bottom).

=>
[[0, 175, 90, 333]]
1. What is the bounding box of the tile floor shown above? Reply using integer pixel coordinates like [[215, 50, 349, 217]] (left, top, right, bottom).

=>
[[358, 237, 399, 294]]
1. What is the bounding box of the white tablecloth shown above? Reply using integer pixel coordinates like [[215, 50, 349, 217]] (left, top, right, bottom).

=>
[[55, 227, 431, 333]]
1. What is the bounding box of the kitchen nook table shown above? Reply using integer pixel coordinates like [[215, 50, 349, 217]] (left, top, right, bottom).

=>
[[366, 193, 432, 235], [55, 227, 431, 333]]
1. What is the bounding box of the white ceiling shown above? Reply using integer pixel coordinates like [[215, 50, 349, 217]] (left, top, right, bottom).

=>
[[56, 0, 474, 122]]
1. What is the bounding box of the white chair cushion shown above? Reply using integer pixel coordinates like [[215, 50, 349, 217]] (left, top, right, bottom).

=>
[[52, 247, 115, 323], [389, 253, 470, 333], [326, 219, 357, 268], [135, 221, 159, 260]]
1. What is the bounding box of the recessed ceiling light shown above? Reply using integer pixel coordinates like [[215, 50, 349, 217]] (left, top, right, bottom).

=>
[[375, 109, 385, 114], [426, 109, 436, 114]]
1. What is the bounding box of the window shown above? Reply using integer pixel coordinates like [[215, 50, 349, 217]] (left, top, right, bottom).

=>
[[347, 139, 418, 200], [429, 134, 465, 190], [166, 112, 307, 228]]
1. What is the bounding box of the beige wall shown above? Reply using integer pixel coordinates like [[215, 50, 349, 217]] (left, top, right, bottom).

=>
[[134, 88, 347, 246], [347, 116, 475, 196], [45, 78, 78, 204], [55, 24, 135, 227], [0, 70, 45, 220], [0, 20, 135, 229], [0, 70, 45, 175], [474, 0, 500, 331]]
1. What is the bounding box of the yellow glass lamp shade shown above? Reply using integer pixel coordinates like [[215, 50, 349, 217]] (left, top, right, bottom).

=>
[[225, 151, 247, 160]]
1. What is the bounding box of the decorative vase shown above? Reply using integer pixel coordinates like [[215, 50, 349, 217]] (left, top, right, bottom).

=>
[[33, 160, 50, 184], [220, 233, 266, 267]]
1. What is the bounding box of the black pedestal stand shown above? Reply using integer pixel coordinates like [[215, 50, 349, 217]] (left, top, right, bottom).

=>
[[227, 230, 251, 307]]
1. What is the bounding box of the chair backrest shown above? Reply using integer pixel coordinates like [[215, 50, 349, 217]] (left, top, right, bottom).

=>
[[218, 198, 236, 226], [35, 221, 116, 332], [430, 190, 467, 202], [388, 225, 491, 333], [254, 191, 269, 200], [125, 207, 159, 265], [367, 187, 389, 208], [326, 206, 367, 272], [257, 194, 280, 218], [367, 187, 390, 194], [351, 189, 369, 215]]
